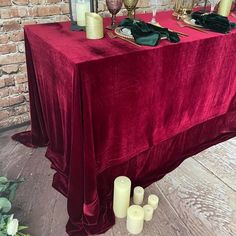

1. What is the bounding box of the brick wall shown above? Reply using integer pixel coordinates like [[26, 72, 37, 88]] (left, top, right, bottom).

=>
[[0, 0, 173, 129]]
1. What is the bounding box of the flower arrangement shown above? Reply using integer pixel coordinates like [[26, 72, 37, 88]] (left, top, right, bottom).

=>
[[0, 177, 30, 236]]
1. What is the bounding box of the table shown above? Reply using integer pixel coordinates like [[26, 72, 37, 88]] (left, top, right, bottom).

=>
[[13, 11, 236, 235]]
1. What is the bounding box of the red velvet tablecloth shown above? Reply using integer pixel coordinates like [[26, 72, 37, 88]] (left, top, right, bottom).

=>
[[13, 10, 236, 235]]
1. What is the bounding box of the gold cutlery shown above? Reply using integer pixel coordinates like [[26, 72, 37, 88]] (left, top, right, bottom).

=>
[[107, 31, 142, 47], [177, 21, 208, 33]]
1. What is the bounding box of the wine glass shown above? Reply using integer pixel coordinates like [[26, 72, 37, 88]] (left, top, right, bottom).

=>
[[106, 0, 123, 29], [149, 0, 160, 24], [209, 0, 221, 12], [123, 0, 139, 18]]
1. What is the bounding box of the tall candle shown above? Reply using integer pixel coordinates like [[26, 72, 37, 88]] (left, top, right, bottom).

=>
[[76, 1, 90, 26], [218, 0, 233, 16], [143, 204, 154, 221], [85, 12, 104, 39], [126, 205, 145, 235], [133, 186, 144, 205], [148, 194, 159, 210], [113, 176, 131, 218]]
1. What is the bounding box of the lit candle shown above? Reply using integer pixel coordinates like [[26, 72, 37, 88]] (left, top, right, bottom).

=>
[[126, 205, 144, 235], [218, 0, 233, 16], [76, 1, 90, 26], [133, 186, 144, 205], [85, 12, 104, 39], [148, 194, 159, 210], [113, 176, 131, 218], [143, 204, 154, 221]]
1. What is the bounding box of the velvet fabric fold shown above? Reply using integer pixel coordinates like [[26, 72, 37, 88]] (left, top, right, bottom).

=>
[[12, 11, 236, 236]]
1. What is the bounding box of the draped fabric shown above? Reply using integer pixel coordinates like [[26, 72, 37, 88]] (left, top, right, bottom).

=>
[[12, 11, 236, 235]]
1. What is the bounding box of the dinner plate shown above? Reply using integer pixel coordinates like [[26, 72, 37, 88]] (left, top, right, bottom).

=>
[[183, 18, 203, 28]]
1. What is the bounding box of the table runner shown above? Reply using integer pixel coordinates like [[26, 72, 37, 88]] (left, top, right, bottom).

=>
[[12, 11, 236, 235]]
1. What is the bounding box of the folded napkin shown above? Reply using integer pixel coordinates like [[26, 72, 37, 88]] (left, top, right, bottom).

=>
[[119, 18, 180, 46], [191, 11, 236, 33]]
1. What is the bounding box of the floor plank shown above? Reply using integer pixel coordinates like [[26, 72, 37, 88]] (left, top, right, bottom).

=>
[[193, 139, 236, 191], [158, 157, 236, 236]]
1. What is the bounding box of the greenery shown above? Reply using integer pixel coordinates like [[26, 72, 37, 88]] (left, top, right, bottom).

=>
[[0, 177, 30, 236]]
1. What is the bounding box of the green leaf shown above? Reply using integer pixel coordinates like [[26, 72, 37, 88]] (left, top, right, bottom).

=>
[[18, 226, 28, 231], [0, 177, 8, 184], [0, 198, 11, 213]]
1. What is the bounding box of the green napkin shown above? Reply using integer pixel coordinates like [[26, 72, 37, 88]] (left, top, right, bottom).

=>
[[119, 18, 180, 46], [191, 11, 236, 33]]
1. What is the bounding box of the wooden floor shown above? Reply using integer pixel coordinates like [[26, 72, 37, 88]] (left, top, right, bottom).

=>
[[1, 125, 236, 236]]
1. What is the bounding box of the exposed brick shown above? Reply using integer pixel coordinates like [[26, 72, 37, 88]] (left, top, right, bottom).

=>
[[14, 73, 27, 84], [0, 97, 9, 107], [29, 0, 44, 4], [0, 53, 25, 65], [47, 0, 61, 3], [54, 15, 69, 22], [10, 95, 25, 106], [0, 44, 17, 55], [9, 31, 24, 42], [19, 64, 26, 73], [12, 0, 29, 5], [9, 83, 28, 94], [37, 5, 61, 17], [0, 79, 5, 89], [0, 7, 28, 19], [0, 110, 9, 121], [60, 4, 69, 14], [1, 64, 19, 74], [28, 7, 38, 17], [0, 35, 9, 44], [17, 42, 25, 52], [3, 20, 21, 32], [4, 76, 15, 86], [24, 93, 29, 101], [21, 19, 37, 26], [0, 0, 12, 7], [0, 87, 9, 97], [63, 0, 69, 2]]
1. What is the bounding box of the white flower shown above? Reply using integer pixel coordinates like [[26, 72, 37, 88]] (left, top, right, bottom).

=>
[[7, 218, 19, 236]]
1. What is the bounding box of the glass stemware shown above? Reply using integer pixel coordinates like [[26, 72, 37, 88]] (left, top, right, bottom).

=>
[[209, 0, 221, 12], [106, 0, 123, 29], [123, 0, 139, 18], [149, 0, 159, 24]]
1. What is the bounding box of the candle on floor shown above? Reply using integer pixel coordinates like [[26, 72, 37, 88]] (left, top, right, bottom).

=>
[[143, 204, 154, 221], [76, 0, 90, 26], [85, 13, 104, 39], [126, 205, 144, 235], [133, 186, 144, 205], [113, 176, 131, 218], [218, 0, 233, 16], [148, 194, 159, 210]]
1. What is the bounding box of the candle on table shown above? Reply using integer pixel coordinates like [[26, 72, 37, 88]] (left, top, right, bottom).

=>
[[76, 0, 90, 26], [148, 194, 159, 210], [218, 0, 233, 16], [113, 176, 131, 218], [143, 204, 154, 221], [133, 186, 144, 205], [85, 12, 104, 39], [126, 205, 144, 235]]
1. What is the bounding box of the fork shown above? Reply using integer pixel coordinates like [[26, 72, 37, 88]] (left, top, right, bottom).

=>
[[107, 31, 142, 47], [177, 21, 208, 33]]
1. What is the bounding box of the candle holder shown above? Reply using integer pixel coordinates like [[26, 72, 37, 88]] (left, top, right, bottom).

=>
[[69, 0, 98, 31], [173, 0, 195, 19]]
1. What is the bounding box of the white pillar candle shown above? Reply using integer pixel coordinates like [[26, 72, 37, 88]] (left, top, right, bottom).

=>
[[148, 194, 159, 210], [113, 176, 131, 218], [143, 204, 154, 221], [133, 186, 144, 205], [76, 1, 90, 26], [85, 12, 104, 39], [218, 0, 233, 17], [126, 205, 144, 235]]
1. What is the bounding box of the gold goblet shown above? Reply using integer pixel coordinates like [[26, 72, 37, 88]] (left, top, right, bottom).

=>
[[123, 0, 139, 18]]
